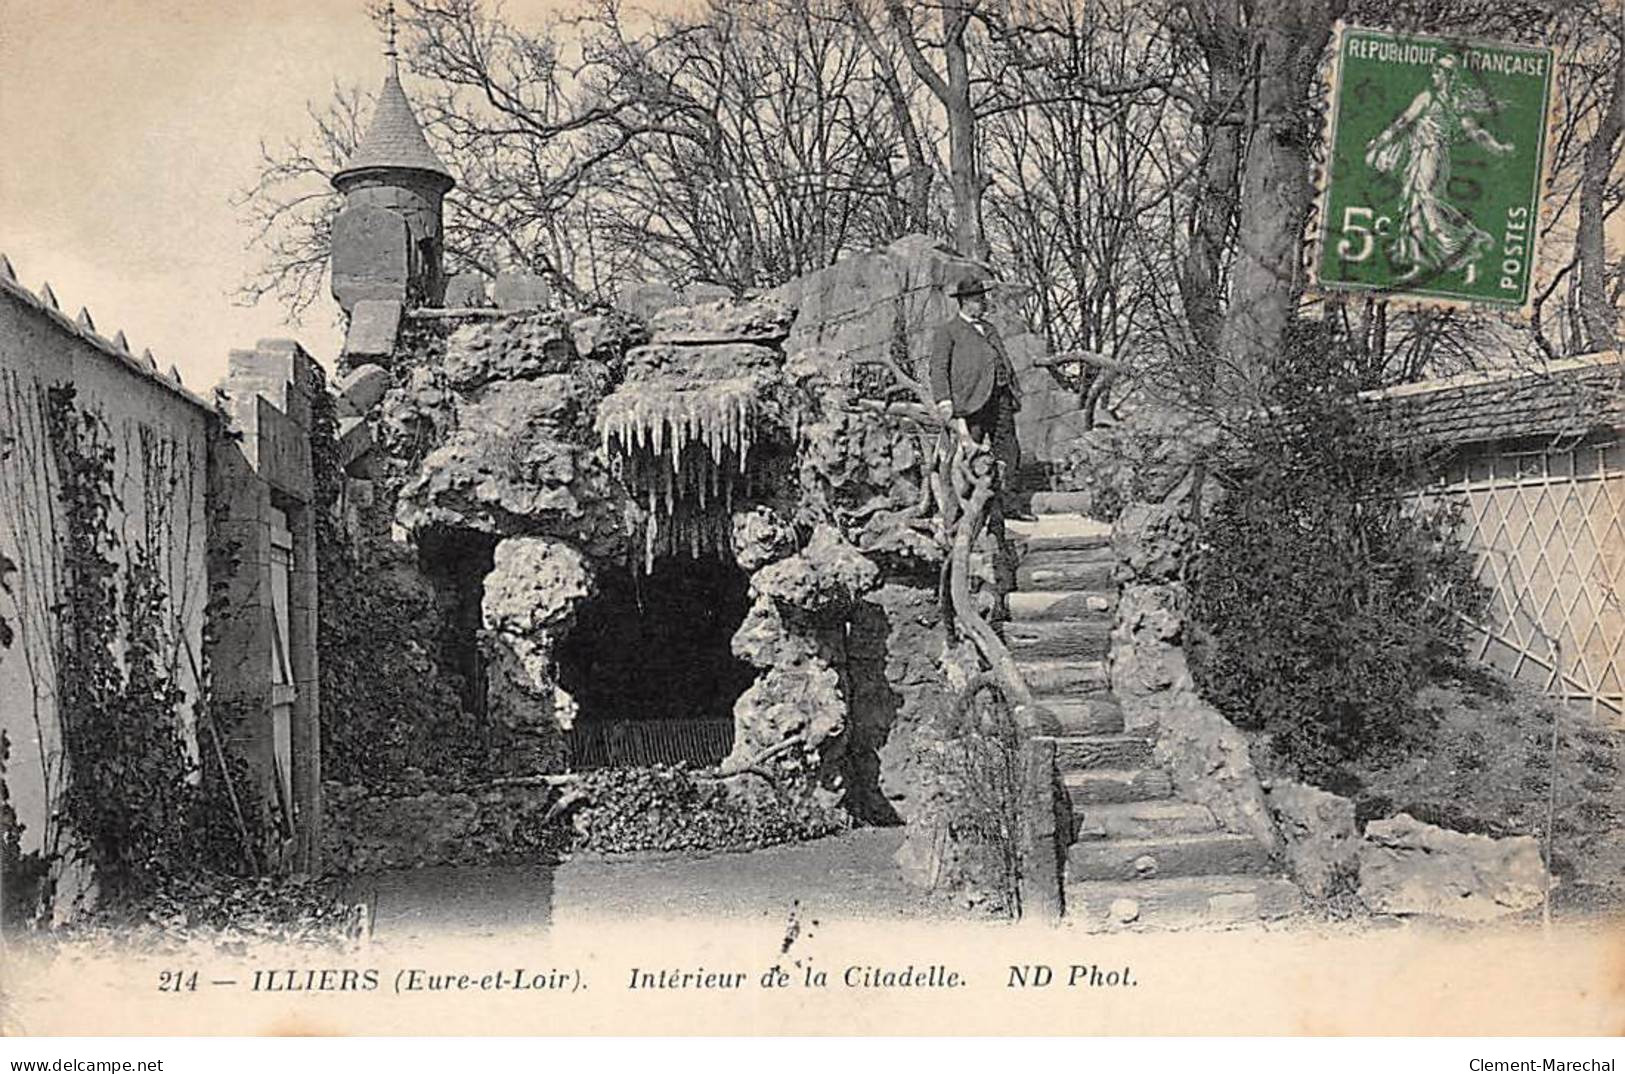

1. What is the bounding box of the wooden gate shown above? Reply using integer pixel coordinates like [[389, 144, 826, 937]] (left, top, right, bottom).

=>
[[269, 507, 297, 842], [1427, 434, 1624, 717]]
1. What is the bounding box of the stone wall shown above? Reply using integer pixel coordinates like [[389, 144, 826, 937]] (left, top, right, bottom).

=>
[[210, 340, 323, 870], [0, 271, 326, 892], [0, 282, 212, 865]]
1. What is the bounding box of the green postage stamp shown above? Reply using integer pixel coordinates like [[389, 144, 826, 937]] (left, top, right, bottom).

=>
[[1315, 26, 1556, 309]]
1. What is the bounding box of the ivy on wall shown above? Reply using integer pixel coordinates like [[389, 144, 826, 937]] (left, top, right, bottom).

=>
[[0, 385, 267, 926], [45, 384, 196, 899]]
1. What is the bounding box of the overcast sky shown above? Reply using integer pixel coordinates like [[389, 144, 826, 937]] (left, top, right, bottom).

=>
[[1, 1, 439, 389]]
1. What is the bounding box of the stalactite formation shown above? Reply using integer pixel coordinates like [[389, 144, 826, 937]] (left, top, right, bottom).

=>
[[597, 380, 760, 573]]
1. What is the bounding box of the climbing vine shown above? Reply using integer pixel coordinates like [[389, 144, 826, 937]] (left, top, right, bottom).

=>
[[45, 385, 197, 900], [310, 379, 486, 788]]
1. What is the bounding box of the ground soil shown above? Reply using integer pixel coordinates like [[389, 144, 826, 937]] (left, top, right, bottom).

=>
[[1328, 673, 1625, 912]]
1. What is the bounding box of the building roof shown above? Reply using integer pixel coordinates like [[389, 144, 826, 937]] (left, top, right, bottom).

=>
[[1358, 352, 1625, 450], [332, 61, 455, 191]]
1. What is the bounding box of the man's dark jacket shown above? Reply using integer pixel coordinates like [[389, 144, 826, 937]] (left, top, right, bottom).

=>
[[928, 316, 1020, 417]]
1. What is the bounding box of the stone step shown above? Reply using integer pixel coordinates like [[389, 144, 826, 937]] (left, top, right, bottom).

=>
[[1031, 491, 1096, 514], [1066, 875, 1302, 930], [1036, 697, 1124, 736], [1045, 733, 1154, 771], [1019, 543, 1116, 572], [1004, 619, 1112, 660], [1016, 559, 1116, 592], [1005, 512, 1109, 543], [1009, 590, 1115, 622], [1066, 831, 1273, 882], [1063, 767, 1172, 806], [1019, 659, 1110, 695], [1072, 800, 1218, 841]]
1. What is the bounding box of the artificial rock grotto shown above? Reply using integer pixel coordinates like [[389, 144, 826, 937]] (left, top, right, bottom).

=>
[[322, 236, 1018, 870], [306, 44, 1031, 878]]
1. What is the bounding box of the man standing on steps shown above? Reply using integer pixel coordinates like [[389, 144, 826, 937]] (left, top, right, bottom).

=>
[[928, 275, 1024, 515], [929, 275, 1026, 626]]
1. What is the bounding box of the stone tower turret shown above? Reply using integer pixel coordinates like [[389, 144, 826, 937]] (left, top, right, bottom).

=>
[[330, 18, 455, 315]]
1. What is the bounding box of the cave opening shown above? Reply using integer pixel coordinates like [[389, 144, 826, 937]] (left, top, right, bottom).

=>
[[557, 555, 755, 768]]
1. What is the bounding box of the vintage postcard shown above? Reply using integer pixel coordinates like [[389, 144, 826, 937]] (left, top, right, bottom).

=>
[[0, 0, 1621, 1044]]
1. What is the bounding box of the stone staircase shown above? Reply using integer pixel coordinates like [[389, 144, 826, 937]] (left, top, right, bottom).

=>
[[1006, 491, 1300, 930]]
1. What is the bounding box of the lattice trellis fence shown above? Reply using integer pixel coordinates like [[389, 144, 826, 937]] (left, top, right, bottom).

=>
[[1419, 434, 1625, 717]]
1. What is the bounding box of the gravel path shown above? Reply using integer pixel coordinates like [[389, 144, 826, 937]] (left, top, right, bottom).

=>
[[352, 829, 972, 939]]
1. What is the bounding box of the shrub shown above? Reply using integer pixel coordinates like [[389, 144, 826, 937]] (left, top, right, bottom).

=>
[[1188, 356, 1488, 780], [317, 545, 486, 787], [310, 386, 487, 790], [569, 765, 845, 853]]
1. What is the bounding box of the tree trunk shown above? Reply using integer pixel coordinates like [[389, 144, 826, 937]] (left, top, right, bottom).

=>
[[1579, 36, 1625, 353], [1179, 0, 1245, 390], [943, 1, 985, 259], [886, 0, 984, 257], [1216, 0, 1339, 406]]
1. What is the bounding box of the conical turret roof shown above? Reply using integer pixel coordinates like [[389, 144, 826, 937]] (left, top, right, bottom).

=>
[[333, 62, 454, 191]]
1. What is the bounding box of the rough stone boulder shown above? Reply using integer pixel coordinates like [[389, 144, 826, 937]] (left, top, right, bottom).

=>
[[482, 536, 595, 638], [620, 341, 781, 385], [1358, 813, 1546, 921], [794, 407, 940, 566], [725, 526, 881, 808], [1146, 693, 1282, 858], [442, 311, 577, 391], [852, 583, 955, 824], [773, 233, 983, 377], [732, 595, 828, 669], [1063, 407, 1222, 520], [1005, 331, 1089, 465], [728, 663, 847, 776], [1111, 582, 1191, 698], [751, 524, 880, 614], [1112, 500, 1197, 585], [649, 295, 796, 345], [378, 366, 456, 462], [1109, 498, 1283, 858], [1267, 779, 1359, 899], [569, 308, 646, 364], [730, 506, 798, 572], [396, 375, 624, 555], [479, 537, 594, 772]]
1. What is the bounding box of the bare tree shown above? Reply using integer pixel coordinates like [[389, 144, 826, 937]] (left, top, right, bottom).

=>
[[867, 0, 988, 257], [982, 0, 1187, 369], [236, 85, 371, 319], [1576, 8, 1625, 351]]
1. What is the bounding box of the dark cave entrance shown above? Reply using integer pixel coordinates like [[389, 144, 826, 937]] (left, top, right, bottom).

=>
[[556, 555, 755, 768]]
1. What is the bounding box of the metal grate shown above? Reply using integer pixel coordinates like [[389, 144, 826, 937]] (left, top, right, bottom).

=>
[[567, 718, 736, 770], [1417, 435, 1625, 718]]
